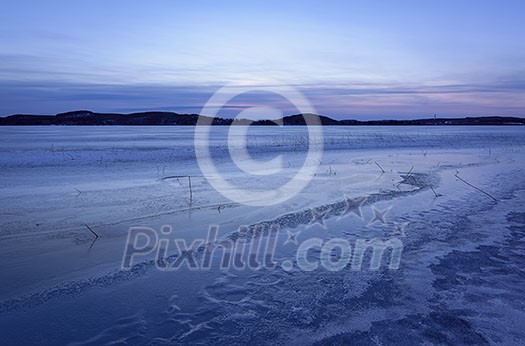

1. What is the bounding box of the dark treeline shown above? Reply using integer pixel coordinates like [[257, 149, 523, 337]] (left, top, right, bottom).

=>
[[1, 110, 524, 126]]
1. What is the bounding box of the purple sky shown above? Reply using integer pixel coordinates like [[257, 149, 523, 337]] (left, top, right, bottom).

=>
[[1, 0, 524, 119]]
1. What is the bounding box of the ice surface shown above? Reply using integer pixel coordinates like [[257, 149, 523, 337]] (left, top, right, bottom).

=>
[[0, 125, 524, 345]]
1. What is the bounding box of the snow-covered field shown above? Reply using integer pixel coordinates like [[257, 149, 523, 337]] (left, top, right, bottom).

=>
[[1, 125, 524, 345]]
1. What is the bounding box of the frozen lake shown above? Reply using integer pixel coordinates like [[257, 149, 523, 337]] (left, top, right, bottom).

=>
[[1, 125, 524, 345]]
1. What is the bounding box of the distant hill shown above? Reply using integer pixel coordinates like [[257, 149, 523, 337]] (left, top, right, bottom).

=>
[[0, 110, 524, 126]]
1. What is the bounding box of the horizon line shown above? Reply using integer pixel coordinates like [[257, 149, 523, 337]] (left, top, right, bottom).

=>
[[0, 109, 525, 122]]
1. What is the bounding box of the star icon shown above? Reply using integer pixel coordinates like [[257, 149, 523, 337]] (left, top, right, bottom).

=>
[[338, 195, 367, 220], [392, 221, 409, 237], [308, 208, 331, 229], [368, 206, 392, 226], [284, 230, 299, 245]]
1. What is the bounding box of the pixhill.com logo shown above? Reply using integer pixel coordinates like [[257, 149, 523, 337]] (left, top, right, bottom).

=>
[[122, 82, 406, 272], [121, 223, 403, 272]]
